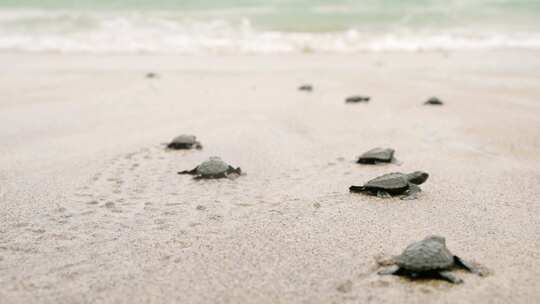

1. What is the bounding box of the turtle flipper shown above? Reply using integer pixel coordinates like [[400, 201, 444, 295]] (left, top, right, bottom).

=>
[[438, 271, 463, 284], [349, 186, 366, 193], [401, 184, 421, 200], [195, 142, 203, 150], [178, 167, 198, 175], [378, 265, 400, 276], [377, 190, 392, 198], [454, 256, 484, 276]]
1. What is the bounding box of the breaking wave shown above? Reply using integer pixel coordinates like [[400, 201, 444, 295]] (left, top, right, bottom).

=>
[[1, 10, 539, 54]]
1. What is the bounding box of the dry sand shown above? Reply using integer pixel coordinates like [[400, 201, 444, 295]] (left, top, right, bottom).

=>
[[0, 51, 539, 303]]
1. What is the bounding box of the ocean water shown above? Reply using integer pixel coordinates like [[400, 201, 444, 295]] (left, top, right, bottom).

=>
[[0, 0, 539, 53]]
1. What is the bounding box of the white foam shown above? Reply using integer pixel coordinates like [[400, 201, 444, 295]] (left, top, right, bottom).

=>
[[1, 10, 540, 54]]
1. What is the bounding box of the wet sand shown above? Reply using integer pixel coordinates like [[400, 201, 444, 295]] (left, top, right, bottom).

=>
[[1, 51, 540, 303]]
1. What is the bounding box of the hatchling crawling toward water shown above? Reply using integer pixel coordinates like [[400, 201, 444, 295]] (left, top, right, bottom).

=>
[[357, 148, 396, 164], [298, 84, 313, 92], [345, 95, 370, 103], [378, 235, 484, 284], [349, 171, 428, 200], [178, 157, 241, 179], [167, 134, 202, 150], [424, 97, 444, 105]]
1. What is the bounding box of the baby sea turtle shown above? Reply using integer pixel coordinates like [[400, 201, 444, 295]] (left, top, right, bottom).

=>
[[178, 157, 241, 179], [346, 95, 370, 103], [349, 171, 428, 200], [146, 72, 158, 79], [357, 148, 396, 164], [298, 84, 313, 92], [378, 235, 483, 284], [167, 134, 202, 150], [424, 97, 443, 105]]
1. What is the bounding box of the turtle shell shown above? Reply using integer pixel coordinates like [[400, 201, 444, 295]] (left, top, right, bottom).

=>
[[395, 236, 455, 272], [424, 97, 443, 105], [364, 173, 409, 193], [171, 134, 197, 145], [357, 148, 395, 164], [346, 95, 370, 103], [168, 134, 199, 149], [196, 157, 230, 177], [298, 84, 313, 91]]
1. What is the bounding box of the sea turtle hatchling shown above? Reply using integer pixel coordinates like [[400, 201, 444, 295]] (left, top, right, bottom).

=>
[[345, 95, 370, 103], [424, 97, 443, 105], [357, 148, 396, 164], [167, 134, 202, 150], [178, 157, 242, 179], [298, 84, 313, 92], [378, 235, 484, 284], [349, 171, 428, 200]]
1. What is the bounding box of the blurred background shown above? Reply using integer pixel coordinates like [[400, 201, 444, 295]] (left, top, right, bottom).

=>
[[0, 0, 539, 54]]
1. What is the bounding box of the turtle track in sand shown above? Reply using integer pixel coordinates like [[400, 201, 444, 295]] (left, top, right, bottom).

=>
[[0, 146, 234, 293], [0, 144, 358, 295]]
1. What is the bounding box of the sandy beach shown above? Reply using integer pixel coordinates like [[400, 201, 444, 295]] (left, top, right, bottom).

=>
[[1, 50, 540, 303]]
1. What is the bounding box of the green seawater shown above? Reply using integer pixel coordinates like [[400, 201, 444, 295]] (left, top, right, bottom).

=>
[[1, 0, 539, 32]]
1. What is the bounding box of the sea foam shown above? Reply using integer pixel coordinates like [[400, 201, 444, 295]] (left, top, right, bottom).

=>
[[1, 10, 539, 54]]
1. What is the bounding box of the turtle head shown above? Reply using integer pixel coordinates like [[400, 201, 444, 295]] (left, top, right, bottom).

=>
[[424, 235, 446, 245], [407, 171, 429, 185]]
